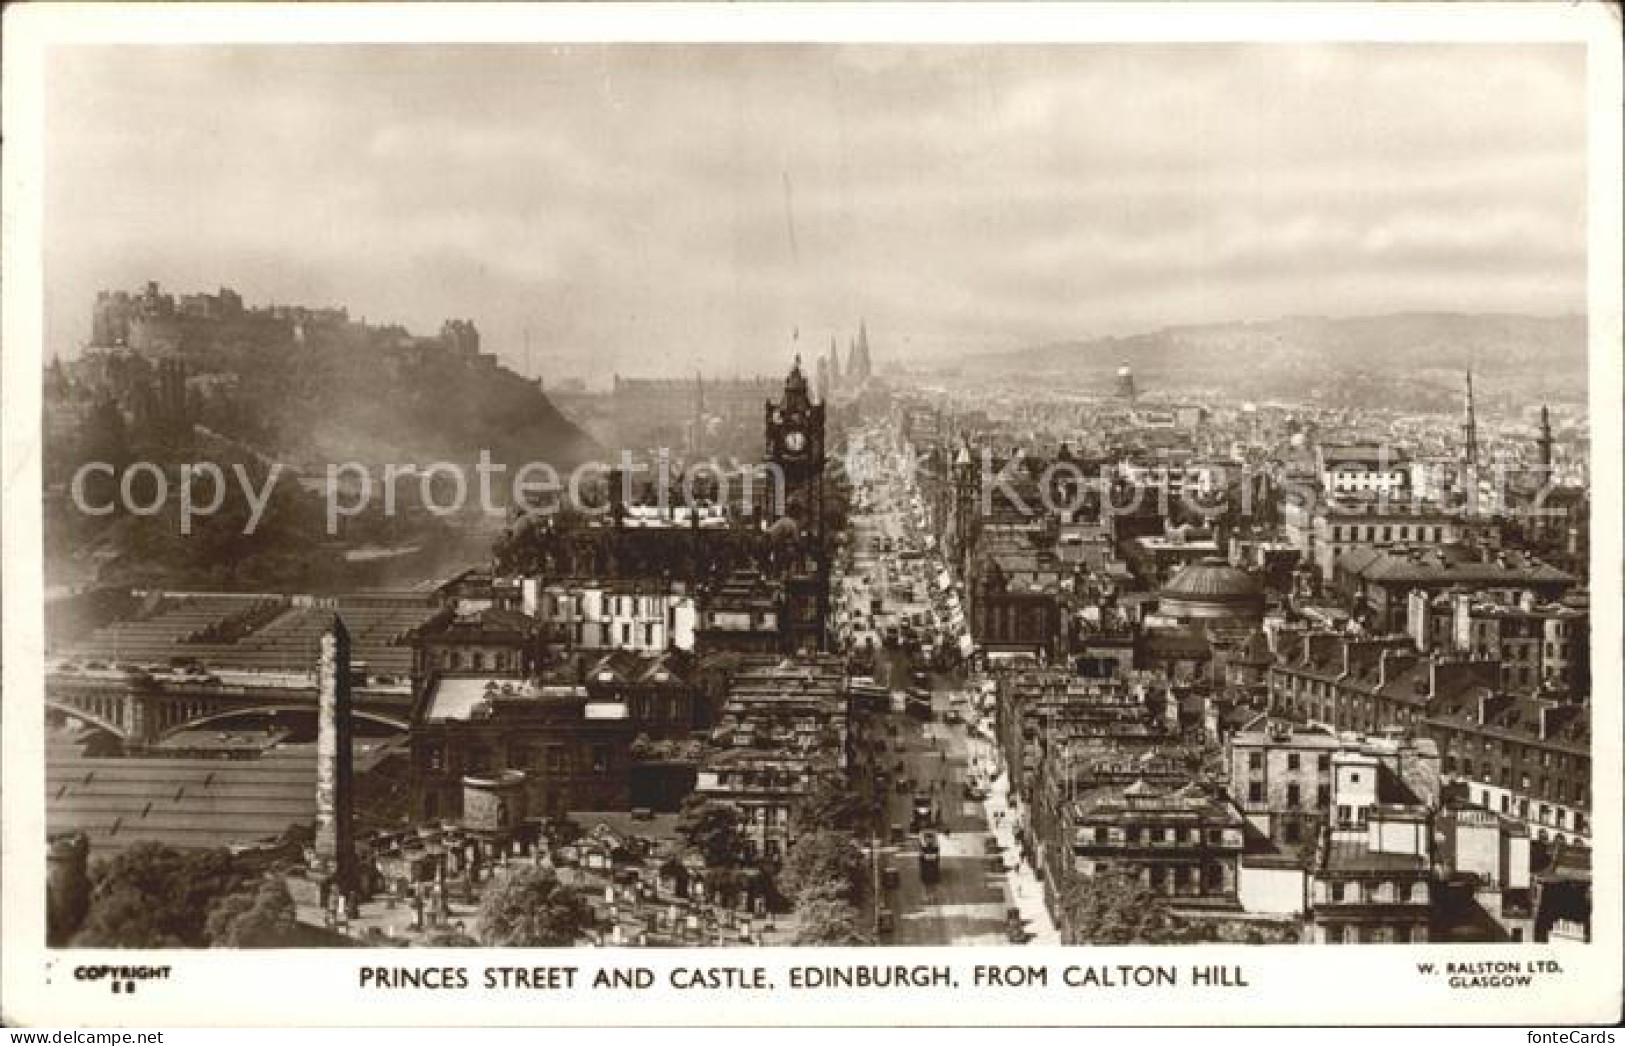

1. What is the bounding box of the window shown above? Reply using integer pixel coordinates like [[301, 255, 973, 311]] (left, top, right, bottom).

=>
[[1284, 820, 1301, 845], [1248, 782, 1264, 803], [423, 744, 446, 773], [1325, 925, 1345, 945], [591, 744, 611, 774], [1287, 754, 1301, 771], [1317, 754, 1331, 773], [1287, 784, 1302, 807], [1248, 752, 1264, 771], [1316, 785, 1331, 807], [1336, 881, 1352, 903]]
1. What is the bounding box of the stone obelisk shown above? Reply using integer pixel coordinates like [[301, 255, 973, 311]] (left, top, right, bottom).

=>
[[313, 615, 355, 896]]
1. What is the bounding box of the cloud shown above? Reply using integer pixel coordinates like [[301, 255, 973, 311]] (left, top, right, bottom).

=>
[[45, 43, 1587, 376]]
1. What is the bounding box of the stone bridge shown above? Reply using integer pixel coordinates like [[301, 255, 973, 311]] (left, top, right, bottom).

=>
[[46, 673, 412, 746]]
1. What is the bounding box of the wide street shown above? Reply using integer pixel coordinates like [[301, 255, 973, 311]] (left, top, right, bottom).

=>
[[840, 421, 1060, 946], [870, 665, 1010, 946]]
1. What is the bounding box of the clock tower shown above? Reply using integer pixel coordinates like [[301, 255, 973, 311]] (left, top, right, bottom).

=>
[[765, 355, 828, 651]]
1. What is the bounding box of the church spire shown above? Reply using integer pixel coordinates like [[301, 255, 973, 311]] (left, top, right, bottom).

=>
[[1537, 404, 1554, 472], [1462, 368, 1479, 469]]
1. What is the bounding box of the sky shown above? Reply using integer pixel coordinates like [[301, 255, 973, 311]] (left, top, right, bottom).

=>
[[45, 44, 1588, 380]]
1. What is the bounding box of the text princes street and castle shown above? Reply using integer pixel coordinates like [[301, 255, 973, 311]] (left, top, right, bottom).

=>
[[359, 964, 1250, 992]]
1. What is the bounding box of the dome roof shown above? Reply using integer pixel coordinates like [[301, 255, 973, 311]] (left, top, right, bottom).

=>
[[1161, 558, 1264, 604]]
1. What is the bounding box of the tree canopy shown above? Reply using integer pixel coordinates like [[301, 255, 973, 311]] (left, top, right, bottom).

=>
[[792, 898, 874, 946], [476, 865, 596, 947], [1057, 865, 1201, 946], [677, 797, 747, 868], [791, 773, 868, 835], [70, 844, 286, 948], [205, 878, 299, 948], [72, 843, 255, 948], [780, 829, 868, 908]]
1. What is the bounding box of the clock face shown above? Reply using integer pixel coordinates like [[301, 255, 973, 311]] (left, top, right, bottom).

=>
[[784, 430, 808, 454]]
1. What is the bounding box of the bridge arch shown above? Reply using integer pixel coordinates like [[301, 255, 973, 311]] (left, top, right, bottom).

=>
[[156, 705, 409, 742], [45, 699, 129, 741]]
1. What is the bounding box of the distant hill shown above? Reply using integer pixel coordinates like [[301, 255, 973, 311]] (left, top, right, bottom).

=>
[[960, 312, 1587, 408]]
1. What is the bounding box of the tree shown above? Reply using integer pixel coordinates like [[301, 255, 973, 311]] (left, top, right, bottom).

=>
[[73, 843, 251, 948], [780, 829, 867, 908], [792, 774, 867, 834], [476, 865, 596, 947], [677, 797, 747, 868], [792, 897, 873, 946], [205, 878, 298, 947], [1057, 865, 1199, 946]]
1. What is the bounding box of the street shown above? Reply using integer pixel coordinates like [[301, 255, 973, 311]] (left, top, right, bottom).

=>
[[842, 420, 1059, 947]]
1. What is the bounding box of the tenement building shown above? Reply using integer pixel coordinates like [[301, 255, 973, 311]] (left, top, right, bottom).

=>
[[1423, 690, 1590, 848], [1062, 780, 1247, 905], [1332, 544, 1575, 632]]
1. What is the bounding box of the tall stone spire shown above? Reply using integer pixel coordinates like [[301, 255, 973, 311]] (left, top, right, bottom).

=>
[[1537, 404, 1554, 472], [828, 336, 841, 386], [855, 319, 872, 381], [314, 615, 356, 897]]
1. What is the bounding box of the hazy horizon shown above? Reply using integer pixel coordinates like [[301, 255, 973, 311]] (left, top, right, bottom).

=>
[[47, 44, 1587, 379]]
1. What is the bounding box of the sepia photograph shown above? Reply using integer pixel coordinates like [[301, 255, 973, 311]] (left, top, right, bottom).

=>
[[3, 1, 1621, 1029]]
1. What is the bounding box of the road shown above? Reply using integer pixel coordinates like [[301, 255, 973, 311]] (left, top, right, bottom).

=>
[[869, 650, 1014, 946], [844, 421, 1057, 946]]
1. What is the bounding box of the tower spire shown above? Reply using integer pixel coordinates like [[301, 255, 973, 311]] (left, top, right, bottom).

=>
[[1537, 404, 1554, 472], [1463, 368, 1479, 469]]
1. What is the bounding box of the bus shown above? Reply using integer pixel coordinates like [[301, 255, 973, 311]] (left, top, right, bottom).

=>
[[919, 831, 941, 883]]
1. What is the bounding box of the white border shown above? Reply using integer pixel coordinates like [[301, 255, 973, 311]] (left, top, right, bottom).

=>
[[3, 1, 1621, 1028]]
